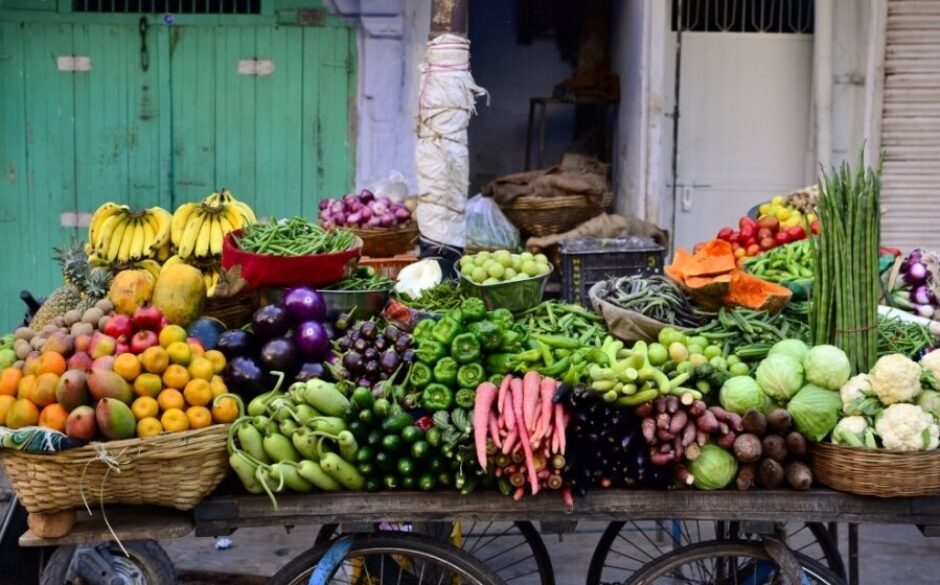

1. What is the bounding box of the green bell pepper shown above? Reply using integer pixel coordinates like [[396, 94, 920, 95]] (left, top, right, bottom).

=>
[[445, 308, 463, 325], [467, 320, 502, 352], [485, 353, 513, 375], [432, 316, 462, 346], [455, 388, 476, 409], [433, 357, 459, 386], [456, 363, 485, 389], [459, 298, 487, 323], [409, 362, 433, 389], [451, 332, 481, 364], [413, 318, 435, 342], [421, 383, 454, 411], [487, 308, 514, 330], [415, 340, 446, 365], [499, 329, 524, 352]]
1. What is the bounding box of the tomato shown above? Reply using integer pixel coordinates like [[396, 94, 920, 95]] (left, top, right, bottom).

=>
[[728, 232, 741, 244], [744, 237, 757, 248], [746, 244, 761, 256], [756, 216, 780, 232], [739, 216, 757, 232], [757, 227, 773, 241], [774, 231, 790, 245], [740, 224, 756, 239], [759, 237, 776, 251], [717, 227, 734, 241], [811, 219, 820, 235], [787, 226, 806, 240]]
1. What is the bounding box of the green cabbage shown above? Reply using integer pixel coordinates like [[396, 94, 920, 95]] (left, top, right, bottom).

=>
[[802, 345, 851, 390], [787, 384, 842, 441], [755, 353, 804, 402], [688, 444, 738, 490], [917, 390, 940, 418], [719, 376, 768, 415], [768, 339, 810, 363]]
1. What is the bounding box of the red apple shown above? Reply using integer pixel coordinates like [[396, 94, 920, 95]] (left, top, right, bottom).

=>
[[759, 237, 776, 251], [115, 335, 131, 356], [67, 351, 94, 371], [130, 330, 159, 354], [103, 313, 134, 339], [132, 305, 164, 332]]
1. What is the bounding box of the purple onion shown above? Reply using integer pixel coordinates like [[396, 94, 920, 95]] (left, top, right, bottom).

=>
[[359, 190, 375, 204], [380, 212, 396, 227], [393, 206, 410, 220], [904, 262, 930, 286], [347, 212, 362, 225], [372, 201, 388, 215], [359, 206, 372, 221], [367, 216, 382, 228], [377, 196, 392, 207], [319, 199, 329, 210], [333, 212, 346, 226]]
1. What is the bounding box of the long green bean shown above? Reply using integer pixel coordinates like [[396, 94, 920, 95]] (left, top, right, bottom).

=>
[[235, 217, 357, 256], [396, 282, 469, 312]]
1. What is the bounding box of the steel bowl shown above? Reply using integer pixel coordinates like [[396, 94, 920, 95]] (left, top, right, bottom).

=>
[[455, 265, 552, 312], [265, 287, 390, 320]]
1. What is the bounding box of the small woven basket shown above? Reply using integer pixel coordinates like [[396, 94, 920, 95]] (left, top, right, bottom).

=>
[[359, 255, 417, 279], [350, 222, 419, 257], [500, 192, 613, 237], [810, 442, 940, 497], [0, 425, 230, 514], [203, 293, 258, 329]]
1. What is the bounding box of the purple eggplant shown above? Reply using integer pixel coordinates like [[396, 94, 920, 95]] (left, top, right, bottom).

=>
[[224, 356, 269, 397], [342, 351, 364, 374], [295, 362, 325, 382], [295, 321, 330, 359], [216, 329, 257, 360], [379, 350, 400, 373], [282, 287, 327, 324], [260, 337, 298, 372], [252, 305, 291, 339], [394, 334, 413, 354]]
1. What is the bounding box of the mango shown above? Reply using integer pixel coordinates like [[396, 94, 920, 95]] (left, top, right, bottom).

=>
[[108, 270, 155, 316], [66, 405, 97, 441], [54, 370, 90, 411], [152, 264, 206, 328], [95, 398, 136, 440], [87, 368, 133, 404]]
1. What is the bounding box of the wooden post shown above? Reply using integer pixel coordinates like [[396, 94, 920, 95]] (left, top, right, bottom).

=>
[[430, 0, 469, 38]]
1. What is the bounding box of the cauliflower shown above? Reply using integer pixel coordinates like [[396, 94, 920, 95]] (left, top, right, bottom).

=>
[[831, 416, 873, 447], [840, 374, 874, 415], [869, 354, 922, 405], [920, 349, 940, 380], [874, 403, 940, 451]]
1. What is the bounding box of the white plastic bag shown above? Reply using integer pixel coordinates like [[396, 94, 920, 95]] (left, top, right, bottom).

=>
[[366, 171, 410, 203], [466, 194, 520, 249]]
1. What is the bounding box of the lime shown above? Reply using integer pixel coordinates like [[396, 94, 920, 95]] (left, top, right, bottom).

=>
[[520, 251, 534, 262], [534, 253, 548, 264], [473, 255, 487, 267], [521, 260, 539, 277], [511, 257, 522, 271], [460, 264, 475, 277], [726, 355, 741, 366], [668, 342, 689, 363], [730, 362, 750, 376], [658, 327, 677, 346], [486, 262, 506, 279], [497, 255, 513, 268], [471, 267, 487, 283], [536, 262, 551, 276], [687, 344, 705, 356], [459, 255, 473, 268], [688, 335, 708, 348], [503, 267, 517, 280], [511, 273, 527, 281], [482, 277, 500, 286], [709, 356, 727, 370], [688, 354, 708, 367]]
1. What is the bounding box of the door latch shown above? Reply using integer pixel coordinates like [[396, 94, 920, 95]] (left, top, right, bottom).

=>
[[139, 16, 149, 72]]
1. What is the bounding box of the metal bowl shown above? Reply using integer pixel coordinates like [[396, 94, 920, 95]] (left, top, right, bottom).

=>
[[455, 265, 552, 312], [265, 287, 390, 320]]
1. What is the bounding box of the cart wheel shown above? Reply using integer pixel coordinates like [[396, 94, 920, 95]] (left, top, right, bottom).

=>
[[40, 539, 177, 585]]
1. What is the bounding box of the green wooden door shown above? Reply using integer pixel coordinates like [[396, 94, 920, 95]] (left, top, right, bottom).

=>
[[0, 3, 355, 329]]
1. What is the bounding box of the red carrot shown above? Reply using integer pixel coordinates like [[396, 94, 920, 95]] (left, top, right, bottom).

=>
[[561, 487, 574, 510], [533, 377, 555, 442], [551, 428, 560, 454], [555, 403, 566, 455], [473, 382, 498, 470], [512, 376, 540, 494], [522, 371, 540, 433], [497, 374, 511, 414], [513, 486, 525, 501], [488, 412, 502, 449], [501, 427, 518, 454]]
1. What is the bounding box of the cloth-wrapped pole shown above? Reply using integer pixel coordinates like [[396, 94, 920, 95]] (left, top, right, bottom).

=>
[[415, 34, 488, 248]]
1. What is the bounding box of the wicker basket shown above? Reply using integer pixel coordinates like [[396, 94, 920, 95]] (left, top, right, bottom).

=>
[[350, 222, 419, 257], [500, 192, 614, 238], [359, 255, 417, 279], [810, 442, 940, 497], [203, 293, 257, 329], [1, 425, 230, 514]]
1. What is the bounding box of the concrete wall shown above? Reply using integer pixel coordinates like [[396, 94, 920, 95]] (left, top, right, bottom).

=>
[[830, 0, 870, 164]]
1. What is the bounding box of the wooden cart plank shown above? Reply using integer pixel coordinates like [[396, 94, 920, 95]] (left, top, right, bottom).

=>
[[193, 490, 940, 535], [20, 506, 193, 548]]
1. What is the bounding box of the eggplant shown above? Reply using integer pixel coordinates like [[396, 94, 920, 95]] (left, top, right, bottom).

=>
[[334, 312, 352, 331], [373, 336, 388, 352], [216, 329, 257, 360], [321, 321, 337, 341], [282, 287, 327, 323], [336, 337, 352, 352], [400, 349, 416, 363], [352, 338, 369, 353], [359, 321, 377, 340], [295, 320, 330, 359], [343, 351, 364, 373], [383, 325, 401, 342], [260, 337, 298, 372], [357, 377, 373, 389], [224, 356, 269, 398], [363, 360, 380, 376], [363, 347, 379, 361], [252, 305, 291, 339], [394, 335, 412, 354], [295, 362, 325, 382], [379, 350, 399, 373]]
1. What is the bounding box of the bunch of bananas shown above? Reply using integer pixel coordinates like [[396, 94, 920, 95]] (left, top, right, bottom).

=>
[[172, 189, 257, 260], [86, 204, 172, 266]]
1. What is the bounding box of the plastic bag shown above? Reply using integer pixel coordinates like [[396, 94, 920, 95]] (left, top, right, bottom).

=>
[[366, 170, 410, 203], [466, 194, 520, 249]]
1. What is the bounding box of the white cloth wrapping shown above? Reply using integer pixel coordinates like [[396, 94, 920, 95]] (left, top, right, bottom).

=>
[[415, 34, 488, 248]]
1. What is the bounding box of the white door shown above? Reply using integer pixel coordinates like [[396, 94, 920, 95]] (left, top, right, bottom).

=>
[[671, 32, 814, 250]]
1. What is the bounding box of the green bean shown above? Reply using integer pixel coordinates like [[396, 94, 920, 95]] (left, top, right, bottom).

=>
[[321, 275, 395, 292], [598, 274, 710, 328], [396, 282, 469, 312], [516, 301, 608, 346], [235, 217, 357, 256]]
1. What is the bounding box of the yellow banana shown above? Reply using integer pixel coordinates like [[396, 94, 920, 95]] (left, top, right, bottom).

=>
[[161, 255, 185, 274], [171, 202, 199, 247], [203, 271, 214, 295], [221, 205, 244, 231], [155, 241, 171, 262], [88, 203, 126, 249], [95, 213, 124, 256], [209, 270, 219, 296], [177, 209, 205, 259], [119, 218, 138, 263], [194, 212, 213, 258], [147, 207, 172, 253], [129, 217, 146, 261], [86, 253, 108, 268], [139, 215, 156, 259], [231, 201, 257, 224], [209, 214, 224, 256], [107, 218, 130, 262], [136, 259, 162, 281]]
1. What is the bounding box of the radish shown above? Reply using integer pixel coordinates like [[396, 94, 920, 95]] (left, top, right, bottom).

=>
[[473, 382, 498, 470]]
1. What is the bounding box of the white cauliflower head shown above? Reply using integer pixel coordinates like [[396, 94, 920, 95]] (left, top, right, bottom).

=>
[[869, 354, 922, 405], [920, 349, 940, 380], [840, 373, 873, 413], [831, 416, 872, 447], [874, 403, 940, 451]]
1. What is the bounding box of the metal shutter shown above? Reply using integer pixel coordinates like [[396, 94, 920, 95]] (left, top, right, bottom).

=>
[[880, 0, 940, 251]]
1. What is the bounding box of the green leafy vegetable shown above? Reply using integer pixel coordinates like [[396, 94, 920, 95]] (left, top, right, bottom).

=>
[[787, 384, 842, 441]]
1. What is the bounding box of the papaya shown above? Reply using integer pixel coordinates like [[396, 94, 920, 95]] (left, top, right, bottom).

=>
[[152, 264, 207, 327], [108, 270, 156, 316]]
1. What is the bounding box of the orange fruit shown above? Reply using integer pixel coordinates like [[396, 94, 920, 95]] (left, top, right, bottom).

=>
[[31, 373, 59, 407], [157, 388, 185, 412], [37, 352, 66, 376], [38, 403, 68, 432], [136, 417, 164, 438], [182, 379, 212, 407], [188, 342, 205, 358], [205, 350, 227, 375], [166, 342, 192, 366], [0, 368, 23, 396], [162, 364, 190, 390], [185, 405, 212, 429], [131, 396, 159, 420], [16, 374, 36, 401], [23, 352, 41, 376], [7, 398, 39, 429], [158, 325, 187, 349], [133, 373, 163, 398], [140, 346, 169, 375], [211, 395, 240, 424], [113, 353, 142, 383], [161, 408, 190, 433], [209, 375, 228, 398], [0, 395, 16, 425], [187, 356, 214, 382]]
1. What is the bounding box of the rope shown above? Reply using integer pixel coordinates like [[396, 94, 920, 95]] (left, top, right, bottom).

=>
[[79, 443, 138, 558]]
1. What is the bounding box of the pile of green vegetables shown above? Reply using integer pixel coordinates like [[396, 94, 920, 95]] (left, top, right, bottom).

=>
[[396, 282, 469, 313], [596, 274, 710, 328], [235, 217, 358, 256], [515, 301, 608, 348], [688, 304, 811, 361], [745, 239, 814, 283], [320, 266, 396, 291]]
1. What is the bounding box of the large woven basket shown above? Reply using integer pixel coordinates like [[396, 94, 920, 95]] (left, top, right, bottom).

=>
[[500, 192, 614, 237], [203, 293, 258, 329], [0, 425, 230, 514], [350, 222, 419, 257], [810, 442, 940, 497]]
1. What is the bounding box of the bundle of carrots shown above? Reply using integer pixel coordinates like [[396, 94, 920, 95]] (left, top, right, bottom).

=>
[[473, 372, 572, 505]]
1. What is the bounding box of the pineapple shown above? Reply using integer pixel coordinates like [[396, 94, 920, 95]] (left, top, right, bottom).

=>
[[75, 267, 112, 313], [29, 241, 112, 330]]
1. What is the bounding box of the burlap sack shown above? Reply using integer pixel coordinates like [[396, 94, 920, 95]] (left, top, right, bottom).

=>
[[589, 282, 686, 343]]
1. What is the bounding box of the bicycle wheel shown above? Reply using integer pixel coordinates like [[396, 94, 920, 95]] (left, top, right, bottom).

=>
[[625, 540, 845, 585], [586, 521, 843, 585], [316, 520, 554, 584], [268, 532, 507, 585]]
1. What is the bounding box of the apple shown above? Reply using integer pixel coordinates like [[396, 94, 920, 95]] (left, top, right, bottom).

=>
[[130, 330, 159, 354], [132, 305, 164, 332], [115, 335, 131, 356], [103, 314, 134, 339], [67, 351, 94, 371]]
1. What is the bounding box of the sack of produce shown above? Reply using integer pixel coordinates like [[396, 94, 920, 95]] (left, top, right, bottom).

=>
[[589, 281, 689, 343], [221, 219, 362, 290]]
